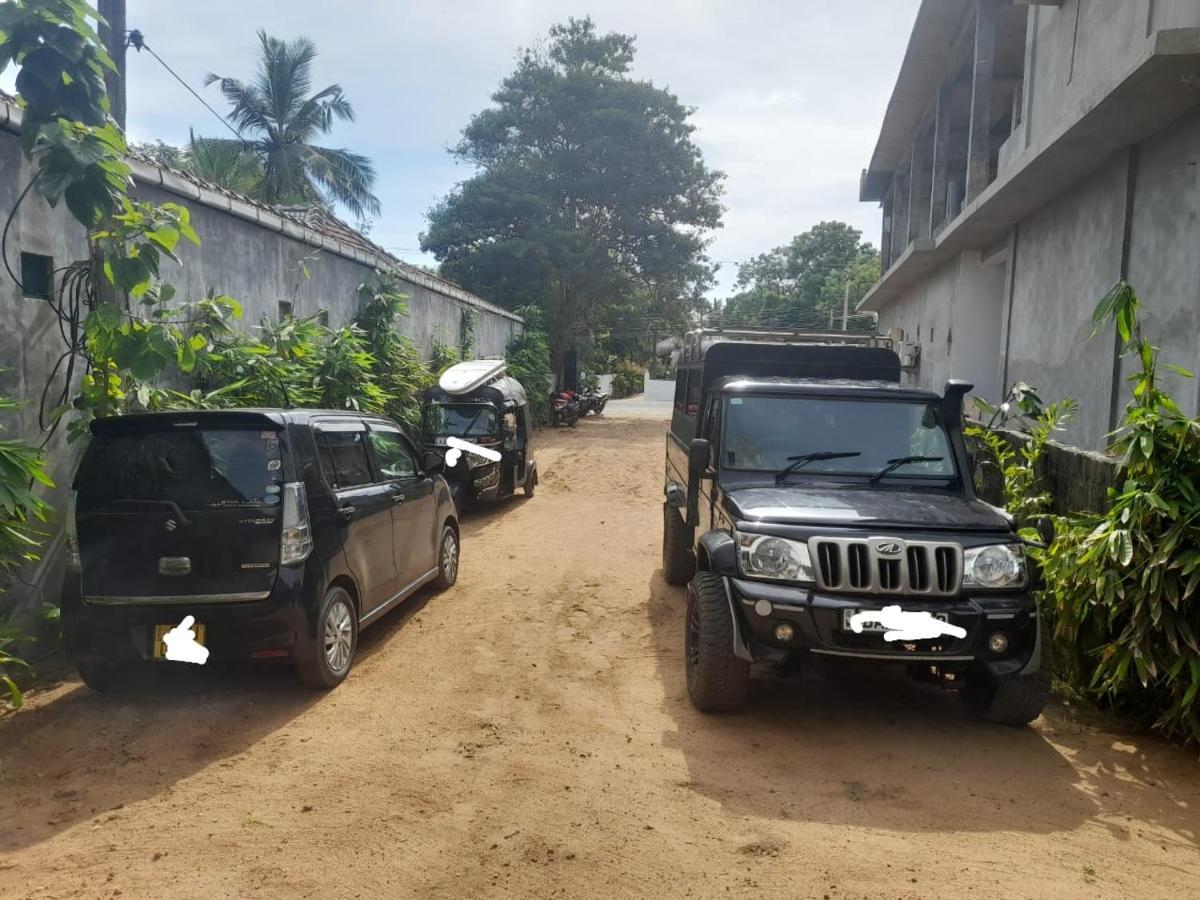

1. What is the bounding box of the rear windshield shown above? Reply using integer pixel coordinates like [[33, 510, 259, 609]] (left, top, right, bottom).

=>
[[422, 403, 497, 438], [77, 426, 284, 510]]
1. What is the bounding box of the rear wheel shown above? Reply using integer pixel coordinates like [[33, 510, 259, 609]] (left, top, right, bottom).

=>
[[964, 667, 1050, 726], [661, 503, 695, 586], [523, 468, 537, 498], [685, 573, 749, 713], [432, 525, 460, 590], [299, 586, 357, 689], [76, 658, 114, 693]]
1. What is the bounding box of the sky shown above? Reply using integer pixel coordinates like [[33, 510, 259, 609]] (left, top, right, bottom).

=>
[[2, 0, 921, 298]]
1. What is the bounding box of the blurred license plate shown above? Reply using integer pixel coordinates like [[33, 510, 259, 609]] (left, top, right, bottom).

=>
[[432, 437, 448, 446], [841, 609, 947, 632], [153, 622, 206, 659]]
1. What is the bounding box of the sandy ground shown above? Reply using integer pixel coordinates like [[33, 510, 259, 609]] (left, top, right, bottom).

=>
[[2, 414, 1200, 899]]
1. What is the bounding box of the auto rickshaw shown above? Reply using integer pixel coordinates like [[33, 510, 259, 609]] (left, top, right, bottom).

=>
[[421, 359, 538, 512]]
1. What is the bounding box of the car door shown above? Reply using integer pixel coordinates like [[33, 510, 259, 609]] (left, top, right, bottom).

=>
[[366, 422, 438, 587], [314, 421, 400, 611]]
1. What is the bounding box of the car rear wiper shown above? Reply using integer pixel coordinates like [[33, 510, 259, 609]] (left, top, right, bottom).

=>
[[774, 451, 862, 485], [869, 456, 944, 485]]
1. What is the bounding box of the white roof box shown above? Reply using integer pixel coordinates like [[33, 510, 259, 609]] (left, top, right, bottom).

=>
[[438, 358, 507, 395]]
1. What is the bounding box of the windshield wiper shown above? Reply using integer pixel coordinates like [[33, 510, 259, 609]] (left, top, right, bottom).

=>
[[774, 451, 862, 485], [869, 455, 944, 485]]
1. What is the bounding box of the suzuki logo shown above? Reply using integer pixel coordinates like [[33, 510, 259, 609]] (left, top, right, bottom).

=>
[[875, 541, 902, 555], [165, 519, 177, 532]]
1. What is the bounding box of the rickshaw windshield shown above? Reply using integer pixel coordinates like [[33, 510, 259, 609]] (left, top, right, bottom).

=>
[[422, 403, 499, 439]]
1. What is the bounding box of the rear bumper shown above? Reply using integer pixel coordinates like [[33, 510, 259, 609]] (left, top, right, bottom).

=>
[[727, 577, 1041, 676], [61, 565, 316, 664]]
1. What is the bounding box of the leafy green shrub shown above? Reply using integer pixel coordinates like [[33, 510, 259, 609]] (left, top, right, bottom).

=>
[[430, 339, 461, 377], [0, 395, 53, 708], [610, 360, 644, 399], [647, 358, 676, 381], [353, 275, 433, 428], [505, 306, 552, 426], [1042, 283, 1200, 742]]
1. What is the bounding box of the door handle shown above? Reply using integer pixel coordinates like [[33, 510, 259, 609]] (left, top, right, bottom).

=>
[[337, 505, 356, 521], [392, 494, 406, 505]]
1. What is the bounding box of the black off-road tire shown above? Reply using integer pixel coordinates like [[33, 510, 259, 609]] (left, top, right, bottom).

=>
[[685, 573, 749, 713], [299, 586, 358, 689], [76, 658, 114, 693], [431, 524, 460, 591], [662, 503, 695, 586], [965, 667, 1050, 726], [523, 468, 537, 498]]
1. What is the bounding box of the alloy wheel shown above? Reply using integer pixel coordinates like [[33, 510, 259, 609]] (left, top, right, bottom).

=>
[[442, 530, 459, 584], [323, 598, 354, 674]]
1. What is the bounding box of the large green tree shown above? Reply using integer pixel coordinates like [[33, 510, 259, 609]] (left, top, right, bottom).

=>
[[132, 130, 264, 196], [202, 30, 380, 219], [722, 222, 879, 329], [421, 17, 724, 374]]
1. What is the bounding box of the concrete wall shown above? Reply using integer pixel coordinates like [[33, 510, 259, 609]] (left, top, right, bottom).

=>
[[1153, 0, 1200, 32]]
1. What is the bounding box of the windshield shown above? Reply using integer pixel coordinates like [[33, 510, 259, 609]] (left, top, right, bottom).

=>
[[76, 426, 284, 510], [722, 395, 956, 480], [423, 403, 498, 438]]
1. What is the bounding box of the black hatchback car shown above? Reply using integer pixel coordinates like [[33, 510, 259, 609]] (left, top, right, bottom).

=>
[[62, 409, 460, 690]]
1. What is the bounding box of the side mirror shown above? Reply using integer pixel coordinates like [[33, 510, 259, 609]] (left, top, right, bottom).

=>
[[1035, 516, 1055, 547], [686, 438, 710, 526], [422, 450, 446, 475]]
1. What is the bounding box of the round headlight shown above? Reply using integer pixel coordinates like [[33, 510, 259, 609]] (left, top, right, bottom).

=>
[[965, 544, 1024, 588], [734, 532, 814, 583]]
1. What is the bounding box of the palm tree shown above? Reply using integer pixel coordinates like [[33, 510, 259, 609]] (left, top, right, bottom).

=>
[[203, 30, 381, 220], [185, 130, 263, 196]]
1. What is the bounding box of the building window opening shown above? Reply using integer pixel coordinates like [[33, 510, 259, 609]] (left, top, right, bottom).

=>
[[20, 252, 53, 301]]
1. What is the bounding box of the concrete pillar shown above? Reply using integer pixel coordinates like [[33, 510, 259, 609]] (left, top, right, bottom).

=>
[[891, 168, 910, 263], [930, 83, 952, 233], [909, 133, 933, 243], [881, 190, 894, 273], [966, 0, 997, 204]]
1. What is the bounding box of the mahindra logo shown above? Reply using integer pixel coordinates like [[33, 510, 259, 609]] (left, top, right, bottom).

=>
[[875, 541, 902, 555], [165, 519, 178, 532]]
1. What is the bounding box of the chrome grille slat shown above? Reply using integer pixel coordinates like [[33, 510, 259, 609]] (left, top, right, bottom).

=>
[[809, 537, 962, 597]]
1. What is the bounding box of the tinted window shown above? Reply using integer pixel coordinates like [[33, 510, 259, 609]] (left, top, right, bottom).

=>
[[422, 403, 497, 439], [685, 371, 702, 414], [722, 396, 955, 478], [673, 372, 688, 412], [76, 427, 282, 510], [368, 428, 416, 479], [320, 431, 374, 488]]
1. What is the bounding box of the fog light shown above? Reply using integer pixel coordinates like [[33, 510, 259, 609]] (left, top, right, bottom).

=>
[[754, 599, 773, 617], [774, 622, 796, 642], [988, 632, 1009, 654]]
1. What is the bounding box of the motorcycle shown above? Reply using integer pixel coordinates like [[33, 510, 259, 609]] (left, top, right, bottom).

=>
[[577, 388, 610, 416], [550, 389, 581, 427]]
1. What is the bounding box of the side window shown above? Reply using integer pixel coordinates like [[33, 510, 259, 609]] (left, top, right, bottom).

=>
[[705, 396, 721, 445], [368, 427, 417, 479], [685, 372, 702, 415], [319, 430, 373, 489], [674, 371, 688, 412]]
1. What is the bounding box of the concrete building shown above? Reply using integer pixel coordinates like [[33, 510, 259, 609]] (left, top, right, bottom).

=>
[[0, 89, 522, 639], [859, 0, 1200, 450]]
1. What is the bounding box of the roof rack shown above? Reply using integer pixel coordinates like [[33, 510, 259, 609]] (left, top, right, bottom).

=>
[[681, 326, 892, 364]]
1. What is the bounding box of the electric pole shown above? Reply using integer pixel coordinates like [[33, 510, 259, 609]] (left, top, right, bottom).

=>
[[97, 0, 127, 132]]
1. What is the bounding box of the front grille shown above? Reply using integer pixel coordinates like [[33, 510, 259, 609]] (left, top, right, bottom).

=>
[[809, 537, 962, 596]]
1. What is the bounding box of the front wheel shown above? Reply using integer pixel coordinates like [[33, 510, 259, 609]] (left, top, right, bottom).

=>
[[432, 524, 460, 590], [685, 573, 749, 713], [77, 658, 114, 693], [298, 586, 358, 689], [964, 667, 1050, 726]]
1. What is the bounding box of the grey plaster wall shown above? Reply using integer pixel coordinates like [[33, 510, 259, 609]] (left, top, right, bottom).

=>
[[1153, 0, 1200, 31]]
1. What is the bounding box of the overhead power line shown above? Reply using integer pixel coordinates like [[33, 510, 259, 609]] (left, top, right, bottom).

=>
[[126, 29, 245, 143]]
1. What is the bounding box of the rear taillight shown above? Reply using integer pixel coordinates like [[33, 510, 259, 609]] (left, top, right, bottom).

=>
[[280, 482, 313, 566], [65, 490, 80, 570]]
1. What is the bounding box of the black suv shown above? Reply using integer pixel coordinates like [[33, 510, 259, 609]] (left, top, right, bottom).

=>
[[662, 330, 1047, 725], [62, 409, 460, 690]]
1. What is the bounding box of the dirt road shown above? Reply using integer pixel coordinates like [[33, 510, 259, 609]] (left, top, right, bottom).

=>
[[2, 415, 1199, 898]]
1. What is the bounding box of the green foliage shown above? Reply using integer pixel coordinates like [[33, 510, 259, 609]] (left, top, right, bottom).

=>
[[610, 360, 644, 399], [577, 371, 600, 393], [1041, 282, 1200, 742], [504, 306, 552, 425], [421, 17, 723, 371], [0, 394, 53, 708], [966, 384, 1078, 529], [722, 222, 879, 328], [202, 30, 380, 220], [352, 274, 433, 428], [430, 339, 461, 378]]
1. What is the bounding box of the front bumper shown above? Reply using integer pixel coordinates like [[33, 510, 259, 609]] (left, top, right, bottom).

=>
[[727, 576, 1041, 676], [61, 565, 317, 664]]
